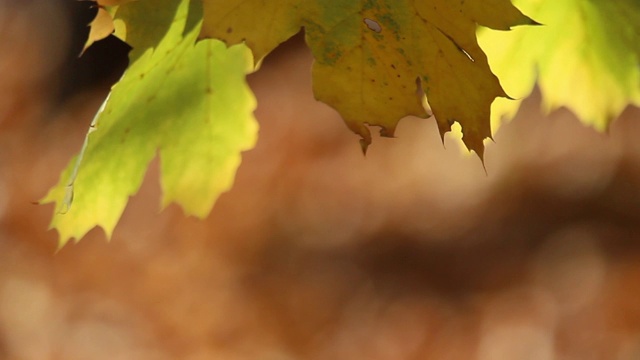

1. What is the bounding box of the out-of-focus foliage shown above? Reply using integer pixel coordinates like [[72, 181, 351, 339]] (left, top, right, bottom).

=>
[[480, 0, 640, 133]]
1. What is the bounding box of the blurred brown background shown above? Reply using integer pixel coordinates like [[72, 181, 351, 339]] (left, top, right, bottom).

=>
[[1, 1, 640, 359]]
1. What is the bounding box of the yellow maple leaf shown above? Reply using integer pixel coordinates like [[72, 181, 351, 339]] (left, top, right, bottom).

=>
[[201, 0, 534, 159]]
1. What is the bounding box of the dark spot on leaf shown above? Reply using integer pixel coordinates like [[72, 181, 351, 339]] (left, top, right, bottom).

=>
[[226, 27, 233, 33], [120, 127, 131, 143]]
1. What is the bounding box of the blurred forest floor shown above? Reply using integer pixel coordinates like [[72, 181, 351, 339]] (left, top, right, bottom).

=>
[[1, 1, 640, 359]]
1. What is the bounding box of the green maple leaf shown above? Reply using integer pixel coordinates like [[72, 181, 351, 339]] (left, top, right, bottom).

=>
[[42, 0, 257, 247], [479, 0, 640, 132], [200, 0, 535, 158]]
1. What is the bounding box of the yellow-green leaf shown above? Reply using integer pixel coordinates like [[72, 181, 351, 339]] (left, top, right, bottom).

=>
[[42, 0, 257, 247], [480, 0, 640, 133]]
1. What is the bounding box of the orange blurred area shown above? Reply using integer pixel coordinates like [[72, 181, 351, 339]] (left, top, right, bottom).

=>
[[1, 1, 640, 359]]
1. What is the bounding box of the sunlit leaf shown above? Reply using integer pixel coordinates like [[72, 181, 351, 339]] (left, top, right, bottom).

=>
[[480, 0, 640, 132], [201, 0, 534, 158], [43, 0, 257, 247]]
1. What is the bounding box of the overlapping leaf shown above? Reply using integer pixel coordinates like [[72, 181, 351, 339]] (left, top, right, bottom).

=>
[[83, 6, 114, 52], [479, 0, 640, 133], [43, 0, 257, 247], [81, 0, 134, 51], [201, 0, 534, 157]]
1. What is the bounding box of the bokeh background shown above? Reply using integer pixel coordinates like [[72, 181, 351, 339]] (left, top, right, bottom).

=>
[[1, 1, 640, 359]]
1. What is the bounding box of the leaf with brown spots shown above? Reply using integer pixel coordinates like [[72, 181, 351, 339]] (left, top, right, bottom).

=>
[[200, 0, 536, 158]]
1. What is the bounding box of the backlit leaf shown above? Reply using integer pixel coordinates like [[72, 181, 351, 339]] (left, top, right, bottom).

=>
[[42, 0, 257, 247], [479, 0, 640, 132]]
